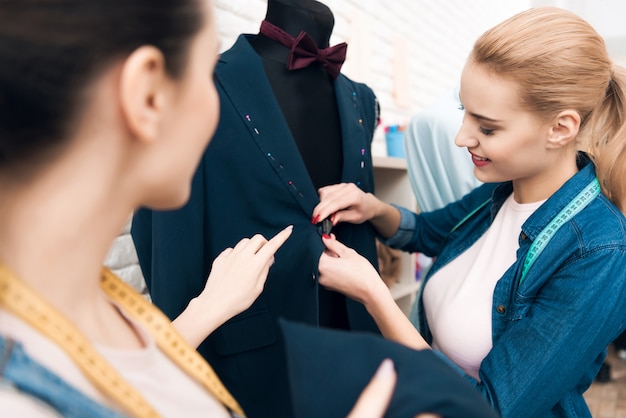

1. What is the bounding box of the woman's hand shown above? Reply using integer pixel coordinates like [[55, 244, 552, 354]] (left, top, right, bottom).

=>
[[348, 359, 441, 418], [312, 183, 380, 226], [202, 225, 293, 318], [319, 234, 431, 352], [312, 183, 401, 239], [173, 225, 293, 347], [347, 359, 397, 418], [318, 234, 387, 306]]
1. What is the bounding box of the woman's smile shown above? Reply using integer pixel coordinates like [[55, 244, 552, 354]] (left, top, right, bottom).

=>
[[469, 151, 491, 167]]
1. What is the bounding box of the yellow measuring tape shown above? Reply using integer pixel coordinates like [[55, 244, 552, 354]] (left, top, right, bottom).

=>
[[0, 264, 245, 418]]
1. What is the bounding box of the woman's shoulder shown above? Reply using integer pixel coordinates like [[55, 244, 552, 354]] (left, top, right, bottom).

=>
[[574, 194, 626, 246], [0, 310, 104, 403]]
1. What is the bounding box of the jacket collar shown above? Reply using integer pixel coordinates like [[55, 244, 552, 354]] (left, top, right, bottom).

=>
[[491, 153, 597, 240], [214, 35, 373, 216]]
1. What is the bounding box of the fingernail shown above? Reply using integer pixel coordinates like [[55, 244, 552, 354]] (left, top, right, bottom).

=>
[[311, 215, 320, 225], [376, 359, 395, 378], [322, 234, 331, 239]]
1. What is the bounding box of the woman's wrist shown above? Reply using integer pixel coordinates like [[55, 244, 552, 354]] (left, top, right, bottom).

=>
[[173, 294, 227, 347], [362, 277, 395, 317], [362, 280, 431, 351], [367, 193, 388, 220], [368, 197, 401, 239]]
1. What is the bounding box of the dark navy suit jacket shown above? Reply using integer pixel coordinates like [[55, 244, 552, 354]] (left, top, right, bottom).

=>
[[132, 35, 381, 418]]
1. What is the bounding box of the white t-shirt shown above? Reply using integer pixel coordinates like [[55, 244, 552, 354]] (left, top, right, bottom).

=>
[[423, 194, 543, 380], [0, 304, 231, 418]]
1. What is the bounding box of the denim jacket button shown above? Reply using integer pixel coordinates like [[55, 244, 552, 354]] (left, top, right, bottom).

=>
[[496, 305, 506, 314], [520, 232, 528, 240]]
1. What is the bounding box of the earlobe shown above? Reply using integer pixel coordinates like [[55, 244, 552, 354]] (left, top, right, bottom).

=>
[[119, 46, 167, 144], [547, 110, 581, 149]]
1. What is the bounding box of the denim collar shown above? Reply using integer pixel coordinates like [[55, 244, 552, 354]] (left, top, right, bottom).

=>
[[490, 153, 596, 241]]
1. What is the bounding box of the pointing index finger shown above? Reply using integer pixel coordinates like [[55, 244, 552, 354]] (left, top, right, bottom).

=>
[[256, 225, 293, 259]]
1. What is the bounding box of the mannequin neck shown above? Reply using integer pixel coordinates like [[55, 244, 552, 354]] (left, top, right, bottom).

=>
[[262, 0, 334, 48]]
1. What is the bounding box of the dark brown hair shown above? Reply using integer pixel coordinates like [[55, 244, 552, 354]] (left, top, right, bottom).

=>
[[0, 0, 204, 176]]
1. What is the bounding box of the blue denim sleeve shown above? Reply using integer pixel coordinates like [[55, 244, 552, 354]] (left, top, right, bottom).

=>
[[381, 205, 416, 248], [379, 183, 499, 257]]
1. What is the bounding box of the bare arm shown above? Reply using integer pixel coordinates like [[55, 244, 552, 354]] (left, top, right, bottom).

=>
[[318, 235, 430, 351], [364, 282, 430, 352], [173, 225, 293, 348]]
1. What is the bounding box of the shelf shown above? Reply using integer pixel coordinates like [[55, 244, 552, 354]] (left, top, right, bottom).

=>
[[372, 155, 407, 170], [372, 153, 417, 316], [389, 280, 421, 300]]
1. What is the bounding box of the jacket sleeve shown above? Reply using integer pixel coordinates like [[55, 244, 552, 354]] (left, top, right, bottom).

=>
[[130, 157, 209, 321], [383, 183, 497, 257]]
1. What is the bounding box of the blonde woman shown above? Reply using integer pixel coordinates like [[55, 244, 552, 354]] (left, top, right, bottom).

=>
[[312, 7, 626, 417]]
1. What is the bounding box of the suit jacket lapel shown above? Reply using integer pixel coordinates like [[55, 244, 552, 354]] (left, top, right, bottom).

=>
[[334, 75, 374, 190], [214, 36, 376, 217], [215, 35, 320, 217]]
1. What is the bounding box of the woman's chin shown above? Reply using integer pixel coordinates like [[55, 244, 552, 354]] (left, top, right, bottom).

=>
[[144, 188, 191, 211]]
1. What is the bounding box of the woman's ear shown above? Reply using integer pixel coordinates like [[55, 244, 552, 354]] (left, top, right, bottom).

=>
[[547, 110, 581, 149], [119, 46, 167, 144]]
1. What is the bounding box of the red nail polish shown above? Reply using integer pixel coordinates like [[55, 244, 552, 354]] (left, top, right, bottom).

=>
[[311, 214, 320, 224], [322, 234, 331, 239]]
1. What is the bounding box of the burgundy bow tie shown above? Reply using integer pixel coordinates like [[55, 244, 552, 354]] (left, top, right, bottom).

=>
[[259, 20, 347, 79]]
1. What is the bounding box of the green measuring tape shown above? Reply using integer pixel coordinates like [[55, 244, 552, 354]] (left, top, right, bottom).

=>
[[519, 177, 601, 285]]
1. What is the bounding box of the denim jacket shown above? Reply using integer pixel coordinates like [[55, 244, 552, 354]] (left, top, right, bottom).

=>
[[0, 336, 125, 417], [386, 155, 626, 417]]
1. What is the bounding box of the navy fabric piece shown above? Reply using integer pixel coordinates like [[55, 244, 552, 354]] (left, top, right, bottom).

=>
[[279, 320, 500, 418]]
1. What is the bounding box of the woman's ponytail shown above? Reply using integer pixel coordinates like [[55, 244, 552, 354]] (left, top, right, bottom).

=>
[[588, 65, 626, 212]]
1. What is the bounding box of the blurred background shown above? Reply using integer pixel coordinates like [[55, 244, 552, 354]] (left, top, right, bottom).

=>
[[214, 0, 626, 129]]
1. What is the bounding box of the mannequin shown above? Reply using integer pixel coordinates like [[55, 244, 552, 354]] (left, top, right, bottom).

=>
[[249, 0, 343, 191], [250, 0, 351, 329]]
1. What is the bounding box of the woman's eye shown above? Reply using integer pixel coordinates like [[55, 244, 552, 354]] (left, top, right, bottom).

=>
[[479, 127, 494, 136], [458, 103, 465, 111]]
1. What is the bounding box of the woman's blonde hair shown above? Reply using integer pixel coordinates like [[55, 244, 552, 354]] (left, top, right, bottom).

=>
[[471, 7, 626, 212]]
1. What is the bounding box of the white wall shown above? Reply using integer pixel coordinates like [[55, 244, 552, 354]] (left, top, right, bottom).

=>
[[532, 0, 626, 66], [214, 0, 532, 127]]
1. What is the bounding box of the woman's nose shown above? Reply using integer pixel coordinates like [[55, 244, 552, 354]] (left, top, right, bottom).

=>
[[454, 121, 477, 149]]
